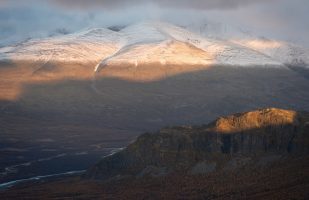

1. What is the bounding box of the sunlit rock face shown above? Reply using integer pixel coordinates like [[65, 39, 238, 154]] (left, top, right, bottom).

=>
[[210, 108, 298, 133], [86, 108, 309, 180]]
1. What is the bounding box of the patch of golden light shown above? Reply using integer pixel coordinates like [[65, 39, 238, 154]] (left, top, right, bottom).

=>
[[0, 61, 95, 101], [97, 41, 215, 82], [210, 108, 297, 134], [0, 41, 217, 101], [231, 39, 283, 50], [109, 41, 214, 66]]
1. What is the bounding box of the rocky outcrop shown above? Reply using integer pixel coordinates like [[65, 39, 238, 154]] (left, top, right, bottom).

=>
[[86, 108, 309, 180]]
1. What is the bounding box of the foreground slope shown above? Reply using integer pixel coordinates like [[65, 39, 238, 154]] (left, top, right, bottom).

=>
[[86, 108, 308, 179], [1, 108, 308, 199]]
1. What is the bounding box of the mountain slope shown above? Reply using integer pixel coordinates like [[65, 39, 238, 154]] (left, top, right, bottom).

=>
[[186, 21, 309, 68], [0, 28, 121, 64], [93, 21, 282, 74], [232, 38, 309, 67]]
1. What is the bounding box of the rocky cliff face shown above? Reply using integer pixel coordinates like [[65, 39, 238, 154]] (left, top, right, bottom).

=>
[[86, 108, 309, 180]]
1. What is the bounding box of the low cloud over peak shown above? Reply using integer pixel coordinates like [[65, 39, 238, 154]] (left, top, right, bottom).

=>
[[0, 0, 308, 48], [52, 0, 272, 10]]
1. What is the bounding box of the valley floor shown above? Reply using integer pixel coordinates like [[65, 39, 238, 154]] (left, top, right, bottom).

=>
[[1, 156, 308, 200]]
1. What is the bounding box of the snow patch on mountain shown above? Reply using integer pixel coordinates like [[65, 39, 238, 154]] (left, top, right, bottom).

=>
[[0, 28, 121, 64], [94, 21, 281, 69], [0, 21, 308, 69], [185, 21, 309, 68], [95, 22, 215, 69], [231, 39, 309, 67]]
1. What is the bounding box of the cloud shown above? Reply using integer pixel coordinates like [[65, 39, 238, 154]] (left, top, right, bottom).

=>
[[51, 0, 273, 10], [0, 0, 8, 7], [0, 0, 308, 48]]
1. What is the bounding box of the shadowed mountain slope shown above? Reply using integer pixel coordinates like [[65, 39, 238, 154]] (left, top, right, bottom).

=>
[[86, 108, 309, 180]]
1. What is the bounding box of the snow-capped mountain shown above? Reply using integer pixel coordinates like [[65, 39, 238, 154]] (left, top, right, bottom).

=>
[[1, 21, 308, 70]]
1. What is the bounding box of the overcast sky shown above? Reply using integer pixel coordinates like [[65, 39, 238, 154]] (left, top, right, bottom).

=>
[[0, 0, 308, 47]]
